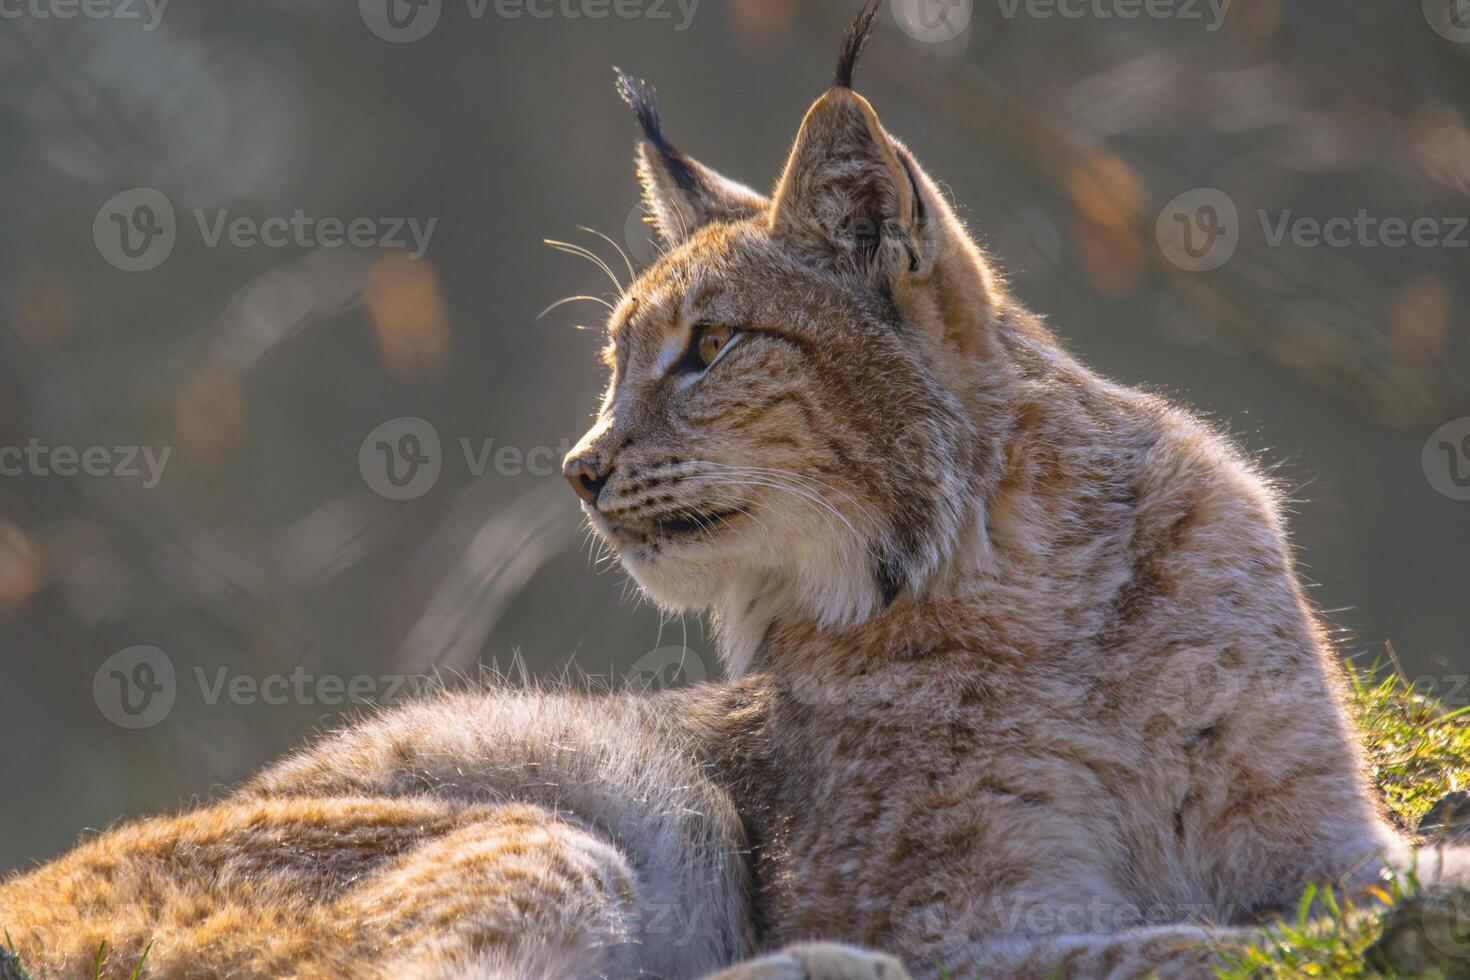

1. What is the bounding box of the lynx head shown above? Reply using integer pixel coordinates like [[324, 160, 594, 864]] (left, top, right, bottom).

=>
[[564, 2, 1007, 674]]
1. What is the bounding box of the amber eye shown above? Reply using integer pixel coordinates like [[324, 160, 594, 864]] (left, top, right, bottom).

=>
[[693, 326, 729, 367], [692, 324, 734, 370]]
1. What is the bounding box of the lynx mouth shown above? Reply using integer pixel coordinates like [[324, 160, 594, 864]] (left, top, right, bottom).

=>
[[600, 506, 746, 543], [650, 507, 745, 538]]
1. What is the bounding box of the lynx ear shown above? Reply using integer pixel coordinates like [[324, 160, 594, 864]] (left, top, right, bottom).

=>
[[768, 1, 929, 283], [615, 69, 766, 248]]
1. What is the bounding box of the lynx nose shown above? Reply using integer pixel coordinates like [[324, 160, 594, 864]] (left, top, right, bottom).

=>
[[564, 455, 611, 506]]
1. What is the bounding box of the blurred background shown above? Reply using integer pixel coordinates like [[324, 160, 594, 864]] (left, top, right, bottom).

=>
[[1, 0, 1467, 872]]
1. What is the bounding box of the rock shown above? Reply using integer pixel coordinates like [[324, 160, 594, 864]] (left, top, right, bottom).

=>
[[1419, 792, 1470, 843], [0, 947, 27, 980], [1366, 890, 1470, 978]]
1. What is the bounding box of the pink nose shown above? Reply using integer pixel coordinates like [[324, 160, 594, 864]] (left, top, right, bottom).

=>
[[563, 455, 610, 505]]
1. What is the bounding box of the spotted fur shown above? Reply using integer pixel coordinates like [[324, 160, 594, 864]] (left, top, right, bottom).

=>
[[2, 9, 1465, 980], [565, 9, 1470, 977], [0, 690, 758, 978]]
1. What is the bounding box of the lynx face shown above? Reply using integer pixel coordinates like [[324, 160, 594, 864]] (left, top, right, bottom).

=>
[[565, 66, 997, 673]]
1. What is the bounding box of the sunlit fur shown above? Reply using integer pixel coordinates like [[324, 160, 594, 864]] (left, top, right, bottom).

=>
[[0, 690, 757, 978], [571, 88, 1002, 679], [566, 40, 1470, 980], [4, 14, 1468, 980]]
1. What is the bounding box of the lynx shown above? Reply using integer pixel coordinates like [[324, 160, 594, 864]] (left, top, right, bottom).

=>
[[1, 4, 1462, 978]]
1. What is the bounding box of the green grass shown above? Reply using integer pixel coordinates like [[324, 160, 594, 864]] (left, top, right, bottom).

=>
[[1216, 660, 1470, 978], [0, 937, 151, 980], [0, 932, 31, 980], [1353, 661, 1470, 827]]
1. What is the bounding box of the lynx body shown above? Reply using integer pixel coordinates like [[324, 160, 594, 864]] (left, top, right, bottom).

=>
[[1, 7, 1457, 979]]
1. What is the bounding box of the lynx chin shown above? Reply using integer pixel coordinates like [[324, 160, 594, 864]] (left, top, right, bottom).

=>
[[1, 4, 1464, 979]]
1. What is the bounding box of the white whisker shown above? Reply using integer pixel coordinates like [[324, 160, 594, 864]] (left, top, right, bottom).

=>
[[713, 465, 882, 525], [538, 294, 615, 319], [687, 473, 879, 562], [544, 239, 625, 294], [576, 225, 637, 284]]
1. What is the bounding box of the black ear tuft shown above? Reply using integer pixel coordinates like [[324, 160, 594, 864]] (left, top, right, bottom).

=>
[[613, 67, 668, 151], [614, 66, 704, 197], [834, 0, 882, 89], [615, 65, 769, 244]]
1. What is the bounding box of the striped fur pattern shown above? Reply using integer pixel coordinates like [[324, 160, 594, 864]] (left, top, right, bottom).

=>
[[564, 6, 1470, 977], [2, 7, 1464, 979], [0, 690, 757, 978]]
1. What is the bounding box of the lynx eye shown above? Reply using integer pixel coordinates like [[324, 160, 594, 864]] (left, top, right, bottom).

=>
[[697, 324, 733, 367], [675, 323, 737, 375]]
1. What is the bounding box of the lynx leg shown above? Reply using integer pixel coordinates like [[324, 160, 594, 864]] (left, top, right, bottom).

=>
[[0, 795, 451, 977], [246, 689, 758, 975], [951, 925, 1230, 980], [707, 942, 911, 980], [0, 796, 658, 980], [336, 802, 652, 979]]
